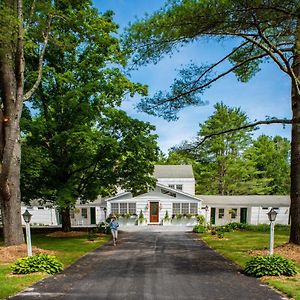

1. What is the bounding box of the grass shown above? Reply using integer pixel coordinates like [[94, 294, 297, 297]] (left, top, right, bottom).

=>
[[200, 227, 300, 300], [0, 233, 110, 300]]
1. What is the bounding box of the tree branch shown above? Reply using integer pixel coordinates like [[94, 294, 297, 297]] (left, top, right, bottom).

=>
[[192, 119, 292, 149], [24, 14, 52, 101], [25, 0, 36, 30], [154, 52, 268, 106]]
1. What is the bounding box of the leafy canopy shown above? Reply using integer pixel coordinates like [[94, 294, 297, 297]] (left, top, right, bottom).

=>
[[124, 0, 297, 120]]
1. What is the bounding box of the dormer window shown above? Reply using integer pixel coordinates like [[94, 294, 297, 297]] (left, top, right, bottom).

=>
[[168, 184, 183, 191], [161, 189, 176, 197]]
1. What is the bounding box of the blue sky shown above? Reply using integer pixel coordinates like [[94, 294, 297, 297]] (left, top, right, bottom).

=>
[[95, 0, 291, 153]]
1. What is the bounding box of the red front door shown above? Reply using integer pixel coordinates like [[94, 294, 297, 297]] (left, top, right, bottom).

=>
[[150, 202, 159, 223]]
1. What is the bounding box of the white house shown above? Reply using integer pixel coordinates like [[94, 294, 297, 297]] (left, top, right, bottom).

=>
[[69, 197, 107, 226], [21, 200, 58, 226], [106, 165, 203, 226], [16, 165, 291, 227], [198, 195, 290, 226]]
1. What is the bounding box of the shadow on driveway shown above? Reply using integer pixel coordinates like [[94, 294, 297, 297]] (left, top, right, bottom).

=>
[[10, 232, 286, 300]]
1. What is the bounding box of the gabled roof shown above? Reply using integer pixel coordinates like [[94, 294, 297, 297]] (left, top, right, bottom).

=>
[[197, 195, 290, 207], [154, 165, 194, 179], [156, 183, 200, 201], [105, 191, 133, 202], [105, 183, 201, 202]]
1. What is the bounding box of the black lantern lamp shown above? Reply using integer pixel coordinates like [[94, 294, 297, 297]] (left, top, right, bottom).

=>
[[22, 210, 32, 223], [267, 208, 277, 222]]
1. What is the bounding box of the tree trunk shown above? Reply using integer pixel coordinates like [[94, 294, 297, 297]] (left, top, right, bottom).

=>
[[61, 208, 71, 232], [0, 0, 25, 245], [290, 44, 300, 244]]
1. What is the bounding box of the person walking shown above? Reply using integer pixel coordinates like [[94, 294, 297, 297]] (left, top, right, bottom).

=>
[[109, 215, 119, 246]]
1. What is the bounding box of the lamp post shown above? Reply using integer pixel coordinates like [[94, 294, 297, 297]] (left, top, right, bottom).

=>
[[267, 208, 278, 255], [22, 210, 32, 256], [204, 205, 209, 226]]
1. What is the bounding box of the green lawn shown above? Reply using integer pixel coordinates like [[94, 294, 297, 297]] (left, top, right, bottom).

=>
[[0, 233, 110, 300], [200, 228, 300, 300]]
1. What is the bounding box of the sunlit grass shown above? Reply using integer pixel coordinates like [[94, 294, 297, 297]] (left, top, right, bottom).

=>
[[200, 227, 300, 300], [0, 233, 110, 300]]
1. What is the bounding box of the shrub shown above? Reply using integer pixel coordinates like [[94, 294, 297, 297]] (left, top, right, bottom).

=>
[[97, 222, 110, 234], [244, 255, 298, 277], [11, 254, 63, 275], [193, 225, 207, 233], [224, 222, 250, 231], [88, 228, 97, 241], [196, 215, 205, 225], [184, 213, 193, 219], [175, 213, 183, 220], [163, 210, 170, 221], [138, 210, 146, 222]]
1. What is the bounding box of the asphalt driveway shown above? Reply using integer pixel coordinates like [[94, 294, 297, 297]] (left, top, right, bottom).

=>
[[11, 232, 285, 300]]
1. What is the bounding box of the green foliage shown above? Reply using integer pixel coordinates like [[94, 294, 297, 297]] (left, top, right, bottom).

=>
[[196, 214, 205, 226], [124, 0, 296, 120], [184, 213, 192, 219], [87, 229, 97, 241], [163, 104, 290, 196], [193, 225, 207, 233], [244, 255, 298, 277], [138, 210, 145, 222], [244, 135, 290, 194], [20, 1, 159, 231], [163, 210, 170, 221], [11, 254, 63, 275], [175, 213, 183, 220]]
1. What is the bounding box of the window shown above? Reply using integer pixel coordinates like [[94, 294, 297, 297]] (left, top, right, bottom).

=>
[[218, 208, 224, 219], [161, 189, 176, 197], [190, 203, 198, 215], [38, 206, 44, 210], [111, 203, 119, 214], [168, 184, 175, 189], [173, 203, 181, 214], [128, 203, 136, 214], [120, 203, 127, 214], [81, 208, 88, 219], [176, 184, 183, 191], [70, 209, 75, 219], [181, 203, 189, 214], [230, 208, 237, 219], [172, 203, 198, 215]]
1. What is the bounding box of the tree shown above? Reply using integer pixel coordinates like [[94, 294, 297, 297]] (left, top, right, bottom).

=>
[[0, 0, 52, 245], [22, 109, 158, 232], [0, 0, 149, 245], [195, 103, 253, 195], [167, 103, 273, 195], [244, 135, 290, 194], [19, 2, 157, 232], [125, 0, 300, 244]]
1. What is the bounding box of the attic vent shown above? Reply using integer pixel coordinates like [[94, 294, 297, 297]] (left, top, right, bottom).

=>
[[161, 189, 176, 198]]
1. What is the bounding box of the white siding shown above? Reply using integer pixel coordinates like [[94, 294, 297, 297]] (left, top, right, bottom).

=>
[[157, 178, 195, 195], [21, 207, 58, 226], [250, 207, 290, 225]]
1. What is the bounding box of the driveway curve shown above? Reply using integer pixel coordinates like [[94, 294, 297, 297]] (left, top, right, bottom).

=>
[[11, 232, 285, 300]]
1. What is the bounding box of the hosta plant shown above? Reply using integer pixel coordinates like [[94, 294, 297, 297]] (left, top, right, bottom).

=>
[[11, 254, 63, 275], [244, 255, 298, 277]]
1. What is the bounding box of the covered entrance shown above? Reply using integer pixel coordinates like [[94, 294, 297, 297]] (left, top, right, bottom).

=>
[[150, 202, 159, 223]]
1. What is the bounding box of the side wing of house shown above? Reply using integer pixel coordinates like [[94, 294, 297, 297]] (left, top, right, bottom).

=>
[[198, 195, 290, 226]]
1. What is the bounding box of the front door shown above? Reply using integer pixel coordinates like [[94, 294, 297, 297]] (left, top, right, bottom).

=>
[[90, 207, 96, 224], [240, 208, 247, 224], [150, 202, 159, 223], [210, 207, 216, 225]]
